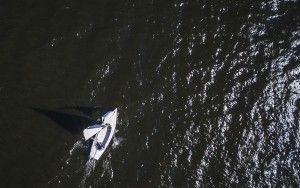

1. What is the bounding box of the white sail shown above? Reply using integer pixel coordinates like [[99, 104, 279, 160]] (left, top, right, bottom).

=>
[[83, 124, 102, 141]]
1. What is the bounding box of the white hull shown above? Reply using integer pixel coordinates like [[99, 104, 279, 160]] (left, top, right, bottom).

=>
[[87, 108, 117, 160]]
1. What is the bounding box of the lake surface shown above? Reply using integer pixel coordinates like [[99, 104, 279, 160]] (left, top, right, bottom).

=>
[[0, 0, 299, 187]]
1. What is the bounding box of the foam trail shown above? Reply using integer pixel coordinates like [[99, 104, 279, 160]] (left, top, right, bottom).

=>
[[70, 139, 85, 155], [112, 137, 123, 149], [80, 158, 97, 186], [48, 138, 87, 186]]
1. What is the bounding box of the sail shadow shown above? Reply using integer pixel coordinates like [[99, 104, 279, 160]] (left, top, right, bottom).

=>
[[59, 106, 115, 117], [30, 106, 103, 134]]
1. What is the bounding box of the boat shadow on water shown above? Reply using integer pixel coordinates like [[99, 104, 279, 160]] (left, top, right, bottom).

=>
[[30, 106, 114, 134]]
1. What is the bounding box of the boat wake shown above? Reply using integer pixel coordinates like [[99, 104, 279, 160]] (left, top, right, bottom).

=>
[[47, 135, 123, 187], [47, 138, 92, 186], [80, 158, 97, 186], [69, 139, 85, 157]]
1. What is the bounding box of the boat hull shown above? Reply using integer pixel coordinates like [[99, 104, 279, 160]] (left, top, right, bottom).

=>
[[89, 108, 117, 160]]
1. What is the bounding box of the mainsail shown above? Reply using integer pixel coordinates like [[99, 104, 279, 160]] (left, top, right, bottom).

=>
[[83, 124, 103, 140]]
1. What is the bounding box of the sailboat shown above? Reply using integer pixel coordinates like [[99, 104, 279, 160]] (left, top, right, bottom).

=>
[[83, 108, 117, 160]]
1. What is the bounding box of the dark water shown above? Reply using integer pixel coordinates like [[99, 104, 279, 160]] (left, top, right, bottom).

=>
[[0, 0, 300, 187]]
